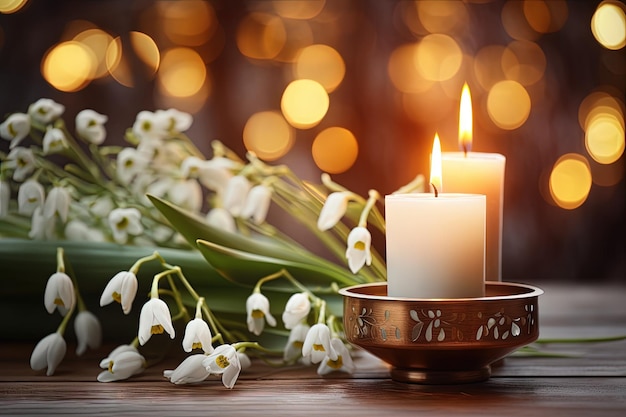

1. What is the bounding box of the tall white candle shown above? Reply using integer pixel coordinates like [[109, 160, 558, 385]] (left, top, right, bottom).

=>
[[441, 83, 506, 281], [385, 133, 486, 299]]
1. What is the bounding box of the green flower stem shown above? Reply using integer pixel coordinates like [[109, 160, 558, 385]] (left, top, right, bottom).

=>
[[233, 341, 281, 356], [165, 274, 190, 323], [195, 297, 204, 319], [317, 300, 327, 325], [58, 246, 88, 312], [55, 299, 76, 336], [150, 269, 175, 299], [129, 251, 161, 274], [56, 122, 102, 182], [171, 133, 205, 159]]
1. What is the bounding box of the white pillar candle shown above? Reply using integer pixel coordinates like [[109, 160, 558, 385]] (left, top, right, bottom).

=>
[[385, 193, 486, 299], [441, 153, 505, 281]]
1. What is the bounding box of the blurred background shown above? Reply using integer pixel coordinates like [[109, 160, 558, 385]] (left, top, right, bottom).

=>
[[0, 0, 624, 284]]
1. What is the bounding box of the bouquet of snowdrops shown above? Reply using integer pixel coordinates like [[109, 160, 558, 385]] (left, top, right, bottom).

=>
[[0, 99, 425, 388]]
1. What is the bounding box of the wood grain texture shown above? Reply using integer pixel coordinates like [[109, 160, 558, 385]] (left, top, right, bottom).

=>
[[1, 284, 625, 416]]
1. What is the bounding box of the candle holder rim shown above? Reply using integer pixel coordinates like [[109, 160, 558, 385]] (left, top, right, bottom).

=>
[[338, 281, 543, 302]]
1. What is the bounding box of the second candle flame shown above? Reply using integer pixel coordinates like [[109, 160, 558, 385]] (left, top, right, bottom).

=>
[[430, 132, 442, 197], [459, 82, 473, 155]]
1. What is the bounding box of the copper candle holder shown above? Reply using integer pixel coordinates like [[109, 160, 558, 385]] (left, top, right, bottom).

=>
[[339, 281, 543, 384]]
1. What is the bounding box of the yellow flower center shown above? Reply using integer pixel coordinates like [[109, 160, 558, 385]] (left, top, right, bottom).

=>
[[8, 123, 17, 137], [292, 341, 304, 349], [216, 355, 230, 369], [327, 355, 343, 369], [251, 309, 265, 319], [151, 324, 164, 334], [353, 241, 365, 251], [313, 343, 325, 352], [116, 217, 129, 230], [112, 291, 122, 304], [192, 342, 203, 350], [108, 360, 114, 373], [54, 297, 65, 307]]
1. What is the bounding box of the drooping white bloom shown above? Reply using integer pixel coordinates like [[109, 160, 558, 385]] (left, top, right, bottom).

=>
[[156, 108, 193, 133], [0, 180, 10, 217], [0, 112, 30, 148], [17, 179, 45, 216], [302, 323, 337, 364], [108, 207, 143, 244], [97, 344, 145, 382], [116, 147, 150, 184], [182, 318, 214, 354], [138, 298, 176, 345], [198, 157, 236, 195], [6, 147, 36, 182], [282, 292, 311, 330], [87, 195, 115, 218], [164, 354, 211, 385], [42, 127, 66, 154], [317, 338, 356, 376], [28, 98, 65, 125], [284, 323, 311, 363], [237, 351, 252, 370], [202, 344, 241, 389], [74, 310, 103, 356], [132, 110, 169, 141], [205, 207, 237, 233], [223, 175, 251, 217], [180, 156, 205, 179], [317, 191, 351, 231], [345, 226, 372, 274], [43, 272, 76, 316], [30, 332, 66, 376], [29, 206, 55, 240], [241, 184, 272, 224], [43, 186, 70, 223], [75, 109, 108, 145], [168, 179, 203, 213], [64, 219, 106, 242], [100, 270, 138, 315], [246, 292, 277, 336]]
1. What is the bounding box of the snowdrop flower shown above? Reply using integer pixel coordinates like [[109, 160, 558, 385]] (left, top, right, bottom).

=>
[[206, 207, 237, 233], [346, 226, 372, 274], [132, 110, 169, 140], [64, 219, 106, 242], [6, 147, 36, 182], [29, 206, 55, 240], [246, 292, 276, 336], [0, 112, 30, 148], [168, 179, 203, 213], [97, 344, 145, 382], [238, 351, 252, 370], [138, 297, 176, 345], [116, 147, 150, 184], [317, 191, 351, 231], [74, 310, 103, 356], [282, 292, 311, 330], [43, 186, 70, 223], [30, 332, 66, 376], [42, 127, 66, 154], [75, 109, 107, 145], [302, 323, 337, 364], [0, 180, 10, 217], [180, 156, 205, 179], [156, 108, 193, 133], [17, 179, 45, 216], [100, 270, 138, 315], [241, 184, 272, 224], [198, 157, 235, 195], [43, 272, 76, 316], [283, 323, 311, 363], [28, 98, 65, 125], [182, 318, 214, 354], [164, 354, 211, 385], [108, 207, 143, 244], [202, 344, 241, 389], [88, 195, 115, 218], [223, 175, 251, 217], [317, 338, 356, 376]]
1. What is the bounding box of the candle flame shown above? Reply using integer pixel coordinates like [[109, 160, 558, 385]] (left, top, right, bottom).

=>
[[459, 82, 473, 155], [430, 132, 442, 196]]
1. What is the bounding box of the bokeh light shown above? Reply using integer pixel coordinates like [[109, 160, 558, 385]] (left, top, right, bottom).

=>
[[487, 80, 531, 130], [522, 0, 568, 34], [501, 40, 546, 86], [294, 44, 345, 93], [158, 47, 206, 98], [473, 45, 508, 91], [272, 0, 325, 20], [585, 112, 625, 164], [502, 0, 541, 41], [236, 12, 286, 60], [130, 31, 160, 76], [388, 43, 433, 94], [549, 154, 593, 210], [73, 29, 114, 79], [416, 0, 469, 35], [414, 34, 462, 82], [105, 32, 159, 88], [591, 1, 626, 50], [0, 0, 27, 13], [281, 79, 329, 129], [311, 127, 358, 173], [243, 111, 295, 161], [42, 41, 94, 92], [158, 0, 217, 46]]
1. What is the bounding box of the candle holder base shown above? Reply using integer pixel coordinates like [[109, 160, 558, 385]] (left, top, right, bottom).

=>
[[339, 281, 542, 385]]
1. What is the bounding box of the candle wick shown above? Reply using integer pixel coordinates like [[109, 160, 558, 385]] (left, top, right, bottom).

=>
[[462, 143, 470, 157], [431, 183, 439, 198]]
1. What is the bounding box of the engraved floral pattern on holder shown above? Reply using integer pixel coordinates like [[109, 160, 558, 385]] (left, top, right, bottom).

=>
[[409, 309, 466, 342]]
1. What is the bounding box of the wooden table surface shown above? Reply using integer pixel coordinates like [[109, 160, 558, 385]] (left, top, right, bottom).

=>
[[1, 282, 625, 416]]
